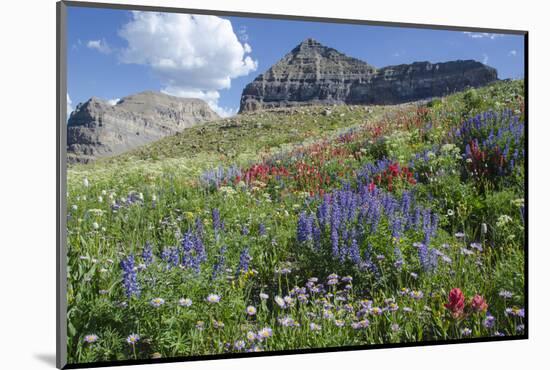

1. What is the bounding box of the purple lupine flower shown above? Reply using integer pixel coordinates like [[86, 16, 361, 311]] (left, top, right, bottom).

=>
[[181, 231, 195, 269], [200, 164, 242, 188], [297, 212, 312, 243], [159, 246, 178, 268], [393, 242, 404, 270], [331, 201, 342, 232], [428, 248, 439, 272], [238, 247, 251, 273], [125, 192, 143, 206], [120, 255, 140, 298], [390, 216, 402, 241], [349, 238, 361, 265], [161, 247, 172, 264], [259, 223, 267, 236], [330, 227, 339, 259], [416, 242, 429, 272], [339, 228, 349, 263], [370, 201, 382, 233], [193, 232, 206, 267], [317, 196, 330, 230], [411, 206, 421, 231], [212, 245, 227, 280], [212, 208, 221, 232], [312, 222, 321, 251], [195, 217, 204, 237], [141, 241, 153, 266], [170, 247, 180, 267], [307, 213, 316, 240], [360, 243, 378, 276]]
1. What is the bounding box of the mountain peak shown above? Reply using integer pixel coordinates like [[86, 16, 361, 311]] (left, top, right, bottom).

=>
[[240, 40, 498, 112], [296, 38, 322, 49], [291, 38, 335, 56]]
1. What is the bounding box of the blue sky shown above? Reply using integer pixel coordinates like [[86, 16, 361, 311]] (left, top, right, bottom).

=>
[[67, 6, 525, 117]]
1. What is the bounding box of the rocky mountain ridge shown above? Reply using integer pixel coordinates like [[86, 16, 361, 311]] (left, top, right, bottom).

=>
[[67, 91, 219, 163], [239, 38, 498, 112]]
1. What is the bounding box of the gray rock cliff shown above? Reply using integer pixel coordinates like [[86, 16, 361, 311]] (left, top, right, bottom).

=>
[[67, 91, 219, 163], [239, 38, 497, 112]]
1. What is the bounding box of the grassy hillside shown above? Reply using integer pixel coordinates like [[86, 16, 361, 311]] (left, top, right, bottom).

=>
[[69, 104, 389, 186], [66, 80, 525, 364]]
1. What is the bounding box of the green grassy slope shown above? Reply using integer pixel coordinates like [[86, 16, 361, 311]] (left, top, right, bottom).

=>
[[65, 80, 525, 363]]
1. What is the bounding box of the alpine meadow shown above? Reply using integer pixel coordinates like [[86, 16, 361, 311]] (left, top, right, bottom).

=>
[[64, 9, 526, 366], [66, 80, 525, 363]]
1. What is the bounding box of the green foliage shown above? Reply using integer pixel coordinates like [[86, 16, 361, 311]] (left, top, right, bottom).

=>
[[463, 89, 483, 114], [427, 98, 442, 108], [385, 131, 413, 163]]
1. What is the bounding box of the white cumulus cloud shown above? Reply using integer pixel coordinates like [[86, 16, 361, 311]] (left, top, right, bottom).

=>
[[238, 25, 249, 42], [509, 50, 517, 57], [87, 39, 112, 54], [118, 12, 257, 117], [482, 53, 489, 65], [463, 32, 504, 40], [107, 98, 120, 106]]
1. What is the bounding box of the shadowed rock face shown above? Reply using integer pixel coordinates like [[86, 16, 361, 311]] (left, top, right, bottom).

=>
[[67, 91, 219, 163], [239, 38, 498, 112]]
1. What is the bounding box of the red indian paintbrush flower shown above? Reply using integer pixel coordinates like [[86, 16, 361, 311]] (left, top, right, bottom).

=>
[[444, 288, 465, 318], [471, 294, 489, 312], [368, 182, 376, 193]]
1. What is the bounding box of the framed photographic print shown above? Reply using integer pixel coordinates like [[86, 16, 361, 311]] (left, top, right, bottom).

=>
[[56, 1, 527, 368]]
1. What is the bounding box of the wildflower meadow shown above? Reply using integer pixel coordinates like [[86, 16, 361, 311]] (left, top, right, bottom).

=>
[[66, 80, 526, 364]]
